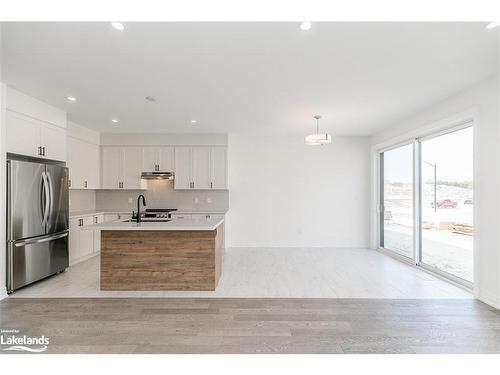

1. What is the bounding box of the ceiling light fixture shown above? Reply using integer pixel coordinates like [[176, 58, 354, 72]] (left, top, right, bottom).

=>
[[66, 96, 76, 102], [191, 120, 198, 124], [111, 119, 119, 123], [300, 22, 312, 31], [486, 22, 500, 30], [111, 22, 125, 31], [305, 115, 331, 146]]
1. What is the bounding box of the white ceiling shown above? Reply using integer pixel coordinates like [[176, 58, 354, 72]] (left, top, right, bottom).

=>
[[1, 22, 498, 135]]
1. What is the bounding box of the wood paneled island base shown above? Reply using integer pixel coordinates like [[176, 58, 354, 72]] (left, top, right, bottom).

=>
[[100, 228, 222, 291]]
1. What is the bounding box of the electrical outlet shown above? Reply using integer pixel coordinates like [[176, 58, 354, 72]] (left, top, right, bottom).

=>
[[194, 197, 199, 204], [207, 197, 212, 203], [128, 197, 133, 204]]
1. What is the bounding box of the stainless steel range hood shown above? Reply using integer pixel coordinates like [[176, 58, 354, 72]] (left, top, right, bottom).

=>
[[141, 171, 174, 180]]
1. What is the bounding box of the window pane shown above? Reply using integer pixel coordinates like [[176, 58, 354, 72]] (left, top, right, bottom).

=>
[[420, 126, 473, 282], [382, 144, 413, 258]]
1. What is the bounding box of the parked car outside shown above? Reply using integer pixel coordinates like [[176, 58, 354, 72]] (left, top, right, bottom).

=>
[[430, 199, 458, 209]]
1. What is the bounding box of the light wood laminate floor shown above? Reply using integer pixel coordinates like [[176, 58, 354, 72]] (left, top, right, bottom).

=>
[[11, 248, 470, 298], [1, 298, 499, 354]]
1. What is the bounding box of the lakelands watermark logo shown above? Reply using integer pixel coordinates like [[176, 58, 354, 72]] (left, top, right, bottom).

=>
[[1, 329, 50, 353]]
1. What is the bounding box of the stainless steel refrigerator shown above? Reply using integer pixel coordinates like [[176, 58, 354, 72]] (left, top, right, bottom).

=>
[[6, 154, 69, 293]]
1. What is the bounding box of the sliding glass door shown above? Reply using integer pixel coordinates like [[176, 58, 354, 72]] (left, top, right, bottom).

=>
[[379, 123, 474, 286], [419, 126, 473, 283], [380, 143, 414, 259]]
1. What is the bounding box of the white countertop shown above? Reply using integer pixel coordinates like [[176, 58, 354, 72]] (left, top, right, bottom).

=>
[[89, 217, 224, 231]]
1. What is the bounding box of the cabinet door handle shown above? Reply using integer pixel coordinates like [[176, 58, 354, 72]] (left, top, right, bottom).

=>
[[38, 146, 42, 156], [210, 182, 213, 189], [42, 147, 46, 156], [84, 181, 88, 188], [68, 179, 72, 188], [94, 216, 98, 224], [78, 219, 83, 226]]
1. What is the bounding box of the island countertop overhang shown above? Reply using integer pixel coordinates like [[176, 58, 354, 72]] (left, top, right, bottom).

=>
[[90, 217, 224, 231]]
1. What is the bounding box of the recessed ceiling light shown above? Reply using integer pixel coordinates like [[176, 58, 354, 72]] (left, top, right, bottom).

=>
[[111, 119, 119, 123], [145, 96, 156, 102], [300, 22, 312, 31], [486, 22, 500, 30], [191, 120, 198, 124], [66, 96, 76, 102], [111, 22, 125, 31]]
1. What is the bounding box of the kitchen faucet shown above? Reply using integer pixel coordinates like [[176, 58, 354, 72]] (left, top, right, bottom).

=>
[[136, 194, 146, 223]]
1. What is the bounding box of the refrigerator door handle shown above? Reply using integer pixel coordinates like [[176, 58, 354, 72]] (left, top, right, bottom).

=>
[[41, 171, 50, 227], [14, 231, 69, 247], [46, 170, 54, 225], [40, 171, 46, 226]]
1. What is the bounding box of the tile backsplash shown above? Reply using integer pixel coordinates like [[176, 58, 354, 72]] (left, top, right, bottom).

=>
[[95, 179, 229, 212], [69, 190, 96, 212]]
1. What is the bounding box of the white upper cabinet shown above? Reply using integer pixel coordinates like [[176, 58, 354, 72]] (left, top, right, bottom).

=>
[[122, 147, 143, 189], [101, 147, 123, 189], [210, 147, 228, 190], [6, 110, 40, 158], [192, 147, 211, 190], [141, 146, 174, 172], [39, 122, 67, 161], [6, 110, 67, 161], [174, 146, 228, 190], [158, 146, 174, 171], [174, 147, 192, 189], [86, 143, 100, 188], [101, 146, 143, 189], [67, 137, 100, 189], [142, 147, 157, 172], [5, 88, 67, 161]]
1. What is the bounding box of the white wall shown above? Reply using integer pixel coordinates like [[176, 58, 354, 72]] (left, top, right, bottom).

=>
[[226, 134, 370, 248], [370, 75, 500, 308]]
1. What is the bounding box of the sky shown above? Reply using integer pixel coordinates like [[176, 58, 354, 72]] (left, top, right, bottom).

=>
[[384, 126, 473, 183]]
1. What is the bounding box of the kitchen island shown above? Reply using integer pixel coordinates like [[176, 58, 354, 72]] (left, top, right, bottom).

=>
[[91, 217, 224, 291]]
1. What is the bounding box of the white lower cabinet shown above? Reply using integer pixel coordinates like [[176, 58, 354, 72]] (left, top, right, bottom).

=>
[[69, 214, 104, 266], [68, 218, 80, 265]]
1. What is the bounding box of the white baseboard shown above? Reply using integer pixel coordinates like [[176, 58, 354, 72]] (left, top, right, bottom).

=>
[[478, 290, 500, 310]]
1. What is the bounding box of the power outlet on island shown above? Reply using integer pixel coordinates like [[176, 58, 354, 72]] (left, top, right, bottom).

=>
[[128, 197, 133, 204], [194, 197, 199, 204], [207, 197, 212, 203]]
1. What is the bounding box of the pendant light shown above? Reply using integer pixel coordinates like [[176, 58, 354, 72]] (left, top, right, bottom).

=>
[[305, 115, 331, 145]]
